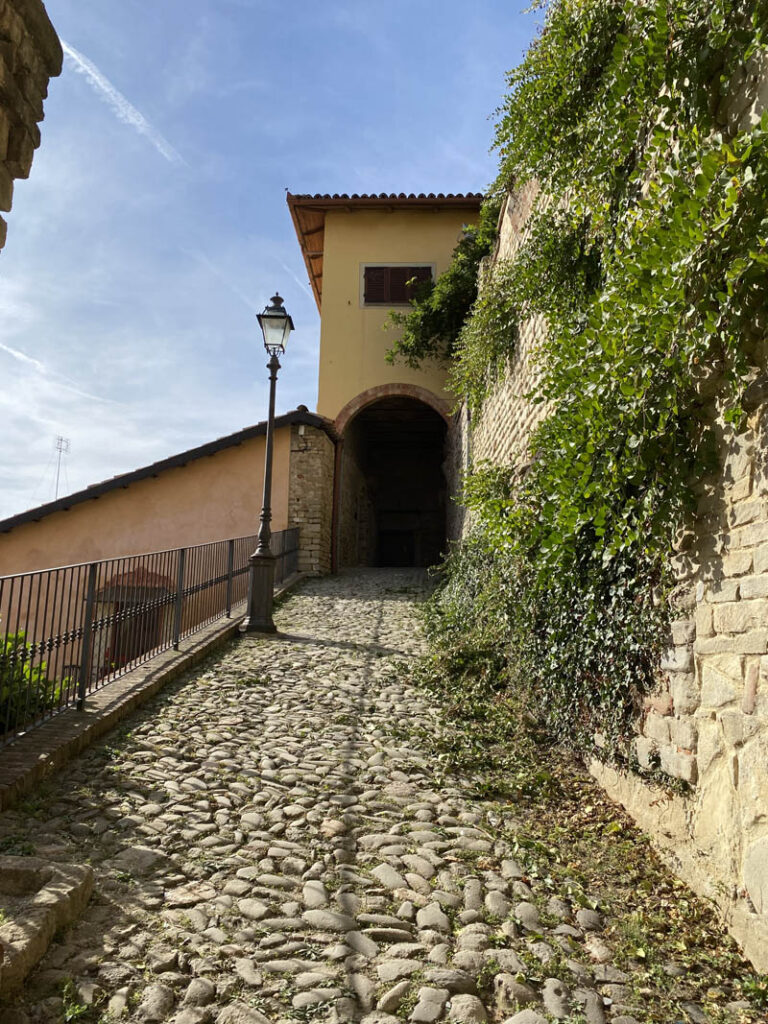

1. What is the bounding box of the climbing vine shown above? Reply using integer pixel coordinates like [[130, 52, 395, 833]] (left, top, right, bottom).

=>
[[405, 0, 768, 763], [385, 196, 501, 367]]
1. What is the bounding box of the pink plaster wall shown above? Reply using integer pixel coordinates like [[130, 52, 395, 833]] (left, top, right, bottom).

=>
[[0, 427, 292, 574]]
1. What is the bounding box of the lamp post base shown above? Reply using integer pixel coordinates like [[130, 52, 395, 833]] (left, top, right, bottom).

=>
[[241, 552, 277, 633]]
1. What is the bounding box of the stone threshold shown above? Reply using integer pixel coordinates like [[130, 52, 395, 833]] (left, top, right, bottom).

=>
[[0, 573, 308, 812]]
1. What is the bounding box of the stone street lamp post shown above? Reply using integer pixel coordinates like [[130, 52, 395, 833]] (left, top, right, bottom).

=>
[[241, 293, 295, 633]]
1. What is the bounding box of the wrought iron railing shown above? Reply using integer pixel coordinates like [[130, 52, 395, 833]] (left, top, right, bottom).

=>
[[0, 528, 299, 746]]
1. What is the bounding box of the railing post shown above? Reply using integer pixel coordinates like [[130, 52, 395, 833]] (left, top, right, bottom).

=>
[[78, 563, 98, 711], [225, 539, 235, 618], [173, 548, 186, 650]]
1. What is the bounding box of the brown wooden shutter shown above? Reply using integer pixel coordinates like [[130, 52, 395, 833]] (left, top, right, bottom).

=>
[[407, 266, 432, 298], [388, 267, 411, 303], [364, 266, 388, 303], [363, 265, 433, 304]]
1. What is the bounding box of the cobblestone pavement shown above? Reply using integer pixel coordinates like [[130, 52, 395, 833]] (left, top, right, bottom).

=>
[[0, 571, 756, 1024]]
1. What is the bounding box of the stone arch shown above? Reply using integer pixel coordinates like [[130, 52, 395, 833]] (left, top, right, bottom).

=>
[[334, 384, 450, 436]]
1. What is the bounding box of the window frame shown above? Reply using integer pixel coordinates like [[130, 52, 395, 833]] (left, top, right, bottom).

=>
[[359, 262, 435, 308]]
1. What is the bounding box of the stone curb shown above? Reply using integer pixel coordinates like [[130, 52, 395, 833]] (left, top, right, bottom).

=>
[[0, 573, 309, 812], [0, 856, 94, 995]]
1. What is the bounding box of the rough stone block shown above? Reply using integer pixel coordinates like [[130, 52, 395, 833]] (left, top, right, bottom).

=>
[[744, 837, 768, 915], [0, 857, 94, 993], [740, 575, 768, 600], [714, 601, 766, 634], [724, 440, 754, 483], [729, 500, 765, 527], [744, 661, 759, 714], [644, 712, 671, 744], [697, 631, 768, 655], [700, 655, 743, 708], [695, 604, 714, 638], [661, 646, 693, 672], [645, 691, 673, 715], [660, 746, 698, 785], [720, 711, 751, 747], [706, 580, 740, 603], [754, 545, 768, 574], [635, 735, 656, 770], [670, 718, 698, 752], [671, 620, 696, 645], [735, 519, 768, 550], [731, 474, 754, 502], [722, 550, 753, 577], [695, 719, 724, 774], [669, 672, 700, 715]]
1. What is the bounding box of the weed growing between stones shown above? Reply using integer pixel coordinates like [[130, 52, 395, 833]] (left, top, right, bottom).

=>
[[61, 979, 89, 1022], [0, 832, 34, 855]]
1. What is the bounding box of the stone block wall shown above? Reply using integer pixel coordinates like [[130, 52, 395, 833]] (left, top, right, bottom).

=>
[[615, 401, 768, 968], [287, 423, 335, 575], [0, 0, 61, 248]]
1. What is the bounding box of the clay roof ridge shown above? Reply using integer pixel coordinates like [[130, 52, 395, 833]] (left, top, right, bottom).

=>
[[287, 191, 484, 201]]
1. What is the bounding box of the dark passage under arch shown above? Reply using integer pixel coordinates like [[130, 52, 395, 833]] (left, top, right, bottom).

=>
[[337, 396, 447, 568]]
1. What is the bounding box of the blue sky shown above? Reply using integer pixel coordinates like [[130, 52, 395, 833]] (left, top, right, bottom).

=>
[[0, 0, 537, 520]]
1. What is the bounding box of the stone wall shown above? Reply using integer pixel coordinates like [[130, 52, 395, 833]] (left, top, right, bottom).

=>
[[603, 397, 768, 970], [336, 429, 375, 570], [457, 85, 768, 969], [286, 422, 335, 575], [464, 183, 550, 472], [0, 0, 61, 248]]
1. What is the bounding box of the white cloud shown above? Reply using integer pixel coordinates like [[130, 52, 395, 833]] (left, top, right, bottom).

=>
[[61, 40, 185, 165]]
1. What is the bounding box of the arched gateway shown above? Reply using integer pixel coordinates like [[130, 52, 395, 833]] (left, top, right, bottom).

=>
[[335, 394, 448, 568]]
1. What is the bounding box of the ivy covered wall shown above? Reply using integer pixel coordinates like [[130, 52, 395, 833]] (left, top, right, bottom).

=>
[[389, 0, 768, 968]]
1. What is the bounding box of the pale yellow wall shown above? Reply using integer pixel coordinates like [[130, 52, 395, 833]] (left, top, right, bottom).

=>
[[0, 427, 292, 575], [317, 208, 470, 420]]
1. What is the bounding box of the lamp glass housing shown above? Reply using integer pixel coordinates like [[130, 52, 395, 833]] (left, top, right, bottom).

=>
[[258, 293, 294, 354]]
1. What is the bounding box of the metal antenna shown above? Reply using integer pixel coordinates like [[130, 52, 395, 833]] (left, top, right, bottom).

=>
[[54, 435, 70, 499]]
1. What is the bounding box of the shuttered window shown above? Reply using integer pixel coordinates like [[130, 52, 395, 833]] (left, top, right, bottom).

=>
[[363, 265, 432, 305]]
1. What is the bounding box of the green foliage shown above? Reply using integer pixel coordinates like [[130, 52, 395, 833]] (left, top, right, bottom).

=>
[[0, 625, 64, 734], [62, 979, 90, 1022], [424, 520, 669, 758], [419, 0, 768, 766], [385, 196, 501, 367]]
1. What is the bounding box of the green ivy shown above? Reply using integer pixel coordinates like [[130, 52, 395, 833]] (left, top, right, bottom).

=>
[[385, 196, 501, 367], [417, 0, 768, 764]]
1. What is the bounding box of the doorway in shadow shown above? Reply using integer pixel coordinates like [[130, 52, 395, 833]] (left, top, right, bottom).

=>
[[338, 396, 447, 568]]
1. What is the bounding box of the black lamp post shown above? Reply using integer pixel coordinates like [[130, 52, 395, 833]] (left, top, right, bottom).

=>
[[241, 293, 294, 634]]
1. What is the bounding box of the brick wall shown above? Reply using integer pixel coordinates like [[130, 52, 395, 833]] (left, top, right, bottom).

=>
[[0, 0, 61, 248], [287, 424, 335, 575]]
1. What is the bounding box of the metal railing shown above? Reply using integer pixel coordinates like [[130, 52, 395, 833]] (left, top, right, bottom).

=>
[[0, 528, 299, 746]]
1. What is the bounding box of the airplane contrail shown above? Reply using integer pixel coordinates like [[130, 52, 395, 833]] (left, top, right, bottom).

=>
[[0, 341, 119, 404], [61, 40, 184, 165]]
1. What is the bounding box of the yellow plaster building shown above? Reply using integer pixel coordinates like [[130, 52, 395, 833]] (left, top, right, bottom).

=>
[[288, 192, 481, 567]]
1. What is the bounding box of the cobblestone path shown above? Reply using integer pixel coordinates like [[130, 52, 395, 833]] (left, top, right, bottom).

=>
[[0, 571, 757, 1024]]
